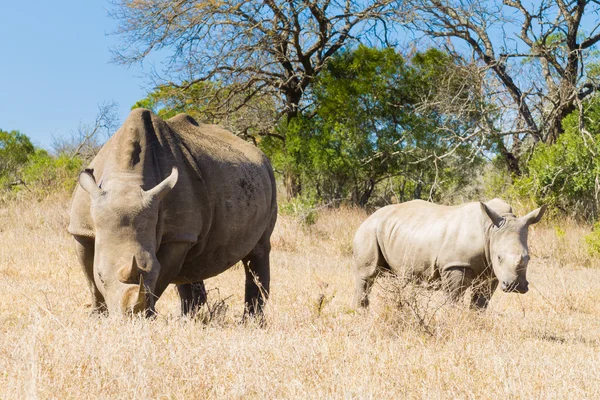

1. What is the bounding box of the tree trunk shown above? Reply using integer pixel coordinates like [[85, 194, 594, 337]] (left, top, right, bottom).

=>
[[496, 140, 521, 176], [358, 178, 375, 207], [545, 101, 576, 145], [285, 169, 301, 200]]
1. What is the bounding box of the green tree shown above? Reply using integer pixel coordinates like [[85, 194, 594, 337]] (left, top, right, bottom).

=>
[[0, 129, 35, 183], [407, 0, 600, 175], [260, 46, 483, 206], [132, 82, 278, 144], [514, 97, 600, 220]]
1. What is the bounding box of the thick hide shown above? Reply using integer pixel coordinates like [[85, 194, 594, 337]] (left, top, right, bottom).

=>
[[69, 109, 277, 316], [353, 199, 545, 309]]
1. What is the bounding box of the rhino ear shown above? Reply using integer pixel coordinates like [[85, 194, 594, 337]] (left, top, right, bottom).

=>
[[79, 169, 102, 199], [480, 202, 504, 227], [144, 167, 178, 202], [521, 204, 547, 226]]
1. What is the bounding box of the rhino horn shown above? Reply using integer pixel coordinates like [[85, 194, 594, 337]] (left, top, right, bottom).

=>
[[135, 274, 149, 313], [117, 255, 144, 283], [144, 167, 178, 202]]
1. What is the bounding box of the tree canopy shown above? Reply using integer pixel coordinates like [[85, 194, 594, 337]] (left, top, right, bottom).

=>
[[0, 129, 35, 183], [407, 0, 600, 174]]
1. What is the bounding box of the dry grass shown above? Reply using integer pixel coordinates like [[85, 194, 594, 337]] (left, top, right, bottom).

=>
[[1, 195, 600, 399]]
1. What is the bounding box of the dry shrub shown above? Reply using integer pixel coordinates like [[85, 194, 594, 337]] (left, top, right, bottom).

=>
[[529, 218, 599, 269]]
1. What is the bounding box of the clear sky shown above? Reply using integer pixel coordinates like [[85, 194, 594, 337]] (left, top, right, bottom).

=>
[[0, 1, 154, 150]]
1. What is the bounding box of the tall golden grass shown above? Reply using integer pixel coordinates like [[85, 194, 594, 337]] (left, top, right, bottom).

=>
[[1, 194, 600, 398]]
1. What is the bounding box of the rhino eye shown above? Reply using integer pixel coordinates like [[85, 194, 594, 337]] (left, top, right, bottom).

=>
[[497, 255, 503, 262]]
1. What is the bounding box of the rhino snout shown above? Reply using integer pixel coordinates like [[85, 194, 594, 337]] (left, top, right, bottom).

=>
[[501, 280, 528, 294]]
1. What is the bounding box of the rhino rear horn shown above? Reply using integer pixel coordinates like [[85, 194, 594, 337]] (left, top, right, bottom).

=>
[[117, 255, 145, 283], [79, 169, 102, 199], [144, 167, 178, 202]]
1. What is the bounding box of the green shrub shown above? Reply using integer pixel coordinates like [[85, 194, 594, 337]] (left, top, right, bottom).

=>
[[513, 99, 600, 220], [0, 129, 35, 182], [584, 222, 600, 256], [279, 194, 319, 226], [7, 150, 83, 194]]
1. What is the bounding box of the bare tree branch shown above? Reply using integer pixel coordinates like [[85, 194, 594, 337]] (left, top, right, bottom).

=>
[[407, 0, 600, 174]]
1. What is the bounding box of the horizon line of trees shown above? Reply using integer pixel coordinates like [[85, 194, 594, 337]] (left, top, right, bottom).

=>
[[4, 0, 600, 220]]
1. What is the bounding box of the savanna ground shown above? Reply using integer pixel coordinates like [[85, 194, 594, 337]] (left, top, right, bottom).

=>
[[1, 191, 600, 399]]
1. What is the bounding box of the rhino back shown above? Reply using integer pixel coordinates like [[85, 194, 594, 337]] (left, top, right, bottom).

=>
[[373, 200, 488, 277], [165, 115, 277, 277]]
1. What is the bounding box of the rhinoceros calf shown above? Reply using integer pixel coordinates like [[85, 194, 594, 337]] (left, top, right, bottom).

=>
[[353, 199, 546, 309], [69, 109, 277, 316]]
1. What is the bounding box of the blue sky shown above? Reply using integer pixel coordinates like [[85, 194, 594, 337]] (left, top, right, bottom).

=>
[[0, 1, 155, 149]]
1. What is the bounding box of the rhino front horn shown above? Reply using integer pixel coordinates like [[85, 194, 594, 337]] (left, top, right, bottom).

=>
[[137, 275, 146, 307], [130, 274, 147, 314]]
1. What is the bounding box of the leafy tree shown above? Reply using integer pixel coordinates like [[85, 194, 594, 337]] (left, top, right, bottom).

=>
[[261, 46, 483, 206], [111, 0, 407, 197], [132, 46, 484, 206], [407, 0, 600, 175], [0, 129, 35, 183], [514, 97, 600, 220], [132, 82, 278, 144]]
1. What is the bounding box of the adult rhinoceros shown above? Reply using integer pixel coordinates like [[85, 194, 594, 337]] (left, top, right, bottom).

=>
[[69, 109, 277, 316], [353, 199, 546, 309]]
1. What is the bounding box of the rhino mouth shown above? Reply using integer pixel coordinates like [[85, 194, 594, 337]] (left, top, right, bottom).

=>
[[501, 280, 529, 294]]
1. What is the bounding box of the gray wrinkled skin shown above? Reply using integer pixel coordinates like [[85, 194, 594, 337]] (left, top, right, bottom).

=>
[[353, 198, 546, 309], [69, 109, 277, 316]]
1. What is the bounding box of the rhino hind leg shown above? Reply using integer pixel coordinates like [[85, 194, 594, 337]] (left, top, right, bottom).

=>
[[353, 233, 387, 309], [73, 236, 107, 315], [242, 241, 271, 318], [176, 281, 207, 316]]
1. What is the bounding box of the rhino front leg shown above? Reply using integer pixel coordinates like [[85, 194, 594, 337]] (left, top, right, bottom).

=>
[[470, 277, 498, 310], [441, 266, 475, 304], [150, 242, 193, 314], [73, 235, 107, 314], [176, 281, 207, 316], [242, 241, 271, 317]]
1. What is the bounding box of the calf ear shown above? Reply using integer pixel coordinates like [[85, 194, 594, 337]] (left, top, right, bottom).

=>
[[79, 169, 102, 199], [480, 202, 504, 227], [521, 204, 547, 225]]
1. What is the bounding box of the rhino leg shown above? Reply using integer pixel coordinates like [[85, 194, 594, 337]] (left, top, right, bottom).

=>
[[352, 230, 386, 309], [470, 277, 498, 310], [151, 242, 193, 313], [73, 236, 107, 314], [176, 281, 207, 316], [441, 266, 475, 303], [242, 241, 271, 317]]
